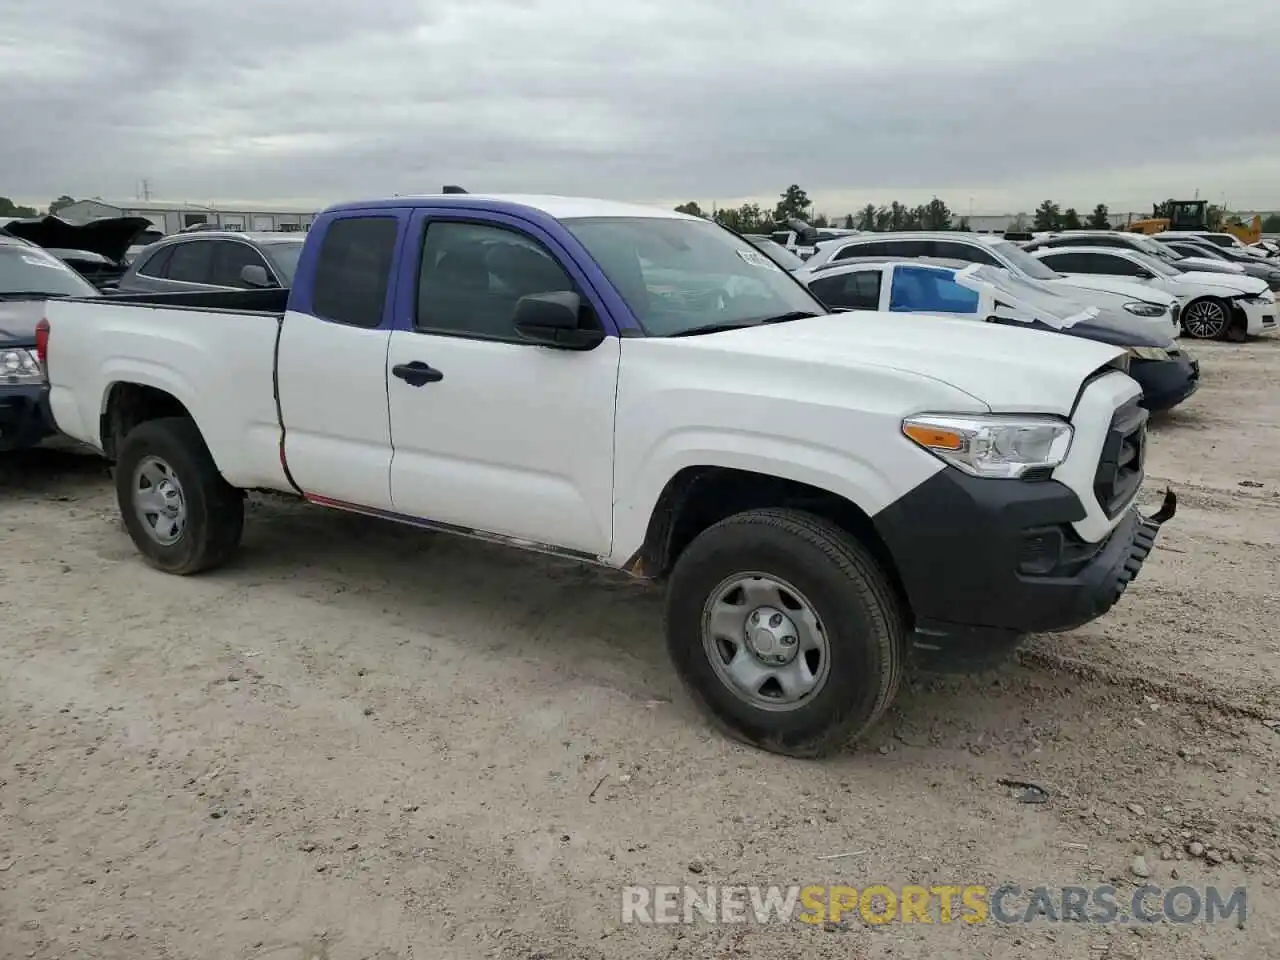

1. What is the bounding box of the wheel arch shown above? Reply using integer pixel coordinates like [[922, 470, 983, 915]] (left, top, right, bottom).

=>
[[626, 465, 911, 617], [100, 381, 195, 461]]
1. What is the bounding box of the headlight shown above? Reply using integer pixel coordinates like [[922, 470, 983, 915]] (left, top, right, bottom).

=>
[[1, 348, 42, 383], [1241, 296, 1270, 306], [901, 414, 1073, 479], [1126, 346, 1172, 361], [1123, 302, 1167, 318]]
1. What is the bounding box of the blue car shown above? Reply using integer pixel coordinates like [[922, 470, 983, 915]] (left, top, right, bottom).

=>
[[0, 235, 101, 451], [802, 258, 1199, 412]]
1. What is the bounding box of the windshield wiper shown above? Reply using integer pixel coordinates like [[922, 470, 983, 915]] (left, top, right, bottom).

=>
[[665, 311, 823, 338], [746, 310, 824, 324], [666, 322, 761, 338]]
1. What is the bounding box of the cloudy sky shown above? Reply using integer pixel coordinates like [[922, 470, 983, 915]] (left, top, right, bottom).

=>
[[4, 0, 1278, 216]]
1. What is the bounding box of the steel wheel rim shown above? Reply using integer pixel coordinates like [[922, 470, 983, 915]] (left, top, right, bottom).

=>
[[701, 572, 831, 712], [1184, 300, 1225, 338], [132, 456, 187, 545]]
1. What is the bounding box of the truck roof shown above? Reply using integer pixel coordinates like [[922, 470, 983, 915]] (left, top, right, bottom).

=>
[[323, 194, 697, 222]]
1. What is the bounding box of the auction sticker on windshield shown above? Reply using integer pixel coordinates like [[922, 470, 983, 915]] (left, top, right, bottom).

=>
[[21, 254, 63, 269], [736, 249, 783, 270]]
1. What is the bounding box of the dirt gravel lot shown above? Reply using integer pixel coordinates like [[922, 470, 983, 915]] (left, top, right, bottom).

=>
[[2, 339, 1278, 960]]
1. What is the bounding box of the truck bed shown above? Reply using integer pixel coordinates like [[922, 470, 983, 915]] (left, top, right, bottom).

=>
[[44, 289, 294, 492], [94, 287, 290, 315]]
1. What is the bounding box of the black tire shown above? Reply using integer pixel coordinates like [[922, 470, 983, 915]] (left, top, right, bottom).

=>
[[114, 416, 244, 575], [664, 508, 905, 758], [1181, 297, 1230, 340]]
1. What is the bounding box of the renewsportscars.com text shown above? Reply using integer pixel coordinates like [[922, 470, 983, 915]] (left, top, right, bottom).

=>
[[621, 883, 1247, 927]]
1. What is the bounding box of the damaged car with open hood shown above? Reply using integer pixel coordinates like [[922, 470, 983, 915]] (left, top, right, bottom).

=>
[[0, 214, 154, 291], [0, 233, 102, 451], [803, 258, 1199, 412]]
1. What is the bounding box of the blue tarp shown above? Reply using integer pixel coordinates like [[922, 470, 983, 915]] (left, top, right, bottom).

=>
[[889, 265, 980, 314]]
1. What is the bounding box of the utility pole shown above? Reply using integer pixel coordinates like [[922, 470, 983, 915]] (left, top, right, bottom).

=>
[[140, 179, 151, 201]]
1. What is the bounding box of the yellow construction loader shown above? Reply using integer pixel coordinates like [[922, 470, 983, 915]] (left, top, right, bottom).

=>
[[1127, 199, 1261, 243]]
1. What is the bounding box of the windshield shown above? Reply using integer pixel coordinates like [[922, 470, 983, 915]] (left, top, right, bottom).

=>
[[744, 236, 805, 271], [960, 265, 1083, 319], [564, 216, 825, 336], [1175, 242, 1225, 261], [262, 240, 305, 282], [1133, 236, 1182, 261], [0, 244, 99, 297], [991, 240, 1061, 280], [1131, 251, 1180, 278]]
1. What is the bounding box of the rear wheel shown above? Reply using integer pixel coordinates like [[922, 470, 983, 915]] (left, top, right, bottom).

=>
[[664, 509, 905, 758], [115, 417, 244, 574], [1181, 297, 1230, 339]]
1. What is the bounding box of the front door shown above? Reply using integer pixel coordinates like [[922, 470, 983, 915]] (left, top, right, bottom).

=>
[[385, 210, 620, 557]]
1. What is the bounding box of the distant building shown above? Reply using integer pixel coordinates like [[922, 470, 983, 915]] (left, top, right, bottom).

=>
[[52, 198, 320, 235]]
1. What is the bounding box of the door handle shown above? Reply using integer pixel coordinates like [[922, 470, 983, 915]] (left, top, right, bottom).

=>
[[392, 361, 444, 387]]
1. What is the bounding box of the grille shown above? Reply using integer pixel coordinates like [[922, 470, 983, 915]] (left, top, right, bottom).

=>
[[1093, 400, 1147, 519]]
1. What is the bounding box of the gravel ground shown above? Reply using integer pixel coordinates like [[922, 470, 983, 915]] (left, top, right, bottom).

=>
[[2, 339, 1278, 960]]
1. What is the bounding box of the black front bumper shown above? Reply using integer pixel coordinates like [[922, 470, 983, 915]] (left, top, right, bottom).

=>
[[1131, 353, 1199, 412], [873, 467, 1177, 670], [0, 383, 53, 452]]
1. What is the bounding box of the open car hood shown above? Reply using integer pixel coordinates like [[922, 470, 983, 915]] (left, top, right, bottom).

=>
[[0, 215, 152, 264]]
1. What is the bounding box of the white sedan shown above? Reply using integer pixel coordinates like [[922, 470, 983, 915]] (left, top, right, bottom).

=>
[[1030, 246, 1275, 340]]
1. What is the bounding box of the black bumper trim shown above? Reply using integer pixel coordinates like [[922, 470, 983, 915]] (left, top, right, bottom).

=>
[[1131, 354, 1199, 412], [872, 465, 1177, 670], [0, 384, 52, 452]]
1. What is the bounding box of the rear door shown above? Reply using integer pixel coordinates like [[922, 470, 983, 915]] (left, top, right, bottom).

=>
[[276, 210, 409, 511], [383, 209, 620, 556], [808, 268, 884, 310]]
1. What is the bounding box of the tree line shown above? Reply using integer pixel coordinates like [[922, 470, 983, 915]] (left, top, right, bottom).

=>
[[0, 195, 78, 218], [673, 185, 1275, 235]]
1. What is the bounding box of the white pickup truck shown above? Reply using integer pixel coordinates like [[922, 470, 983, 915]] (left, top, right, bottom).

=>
[[39, 193, 1176, 757]]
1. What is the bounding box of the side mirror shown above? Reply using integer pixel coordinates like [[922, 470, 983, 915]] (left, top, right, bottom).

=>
[[240, 264, 272, 288], [1136, 270, 1154, 280], [512, 291, 604, 350]]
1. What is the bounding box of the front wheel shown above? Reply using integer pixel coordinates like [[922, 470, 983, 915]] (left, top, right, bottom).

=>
[[664, 509, 905, 757], [115, 417, 245, 575], [1181, 297, 1230, 340]]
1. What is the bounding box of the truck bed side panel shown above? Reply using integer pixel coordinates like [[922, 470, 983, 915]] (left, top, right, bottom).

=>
[[44, 300, 291, 491]]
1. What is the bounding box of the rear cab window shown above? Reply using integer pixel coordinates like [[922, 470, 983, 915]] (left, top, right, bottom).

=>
[[810, 270, 882, 310], [311, 216, 400, 328]]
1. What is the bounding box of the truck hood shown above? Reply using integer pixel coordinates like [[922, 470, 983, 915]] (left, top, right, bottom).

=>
[[1, 215, 152, 264], [0, 299, 45, 345], [669, 312, 1127, 415], [1048, 275, 1176, 306]]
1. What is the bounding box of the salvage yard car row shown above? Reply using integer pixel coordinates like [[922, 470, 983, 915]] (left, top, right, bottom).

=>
[[17, 191, 1190, 759], [4, 195, 1275, 756]]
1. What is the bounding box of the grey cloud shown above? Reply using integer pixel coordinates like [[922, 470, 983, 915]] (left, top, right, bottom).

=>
[[3, 0, 1278, 211]]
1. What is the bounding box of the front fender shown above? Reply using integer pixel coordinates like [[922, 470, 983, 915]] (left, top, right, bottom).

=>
[[609, 426, 947, 566]]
